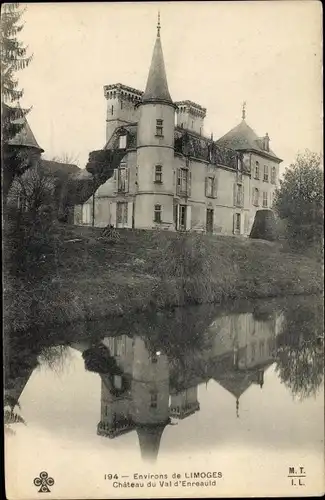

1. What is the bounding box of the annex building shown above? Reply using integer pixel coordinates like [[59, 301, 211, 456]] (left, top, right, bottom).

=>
[[75, 16, 282, 236]]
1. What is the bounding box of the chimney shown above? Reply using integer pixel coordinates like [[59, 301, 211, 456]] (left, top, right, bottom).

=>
[[263, 133, 270, 152]]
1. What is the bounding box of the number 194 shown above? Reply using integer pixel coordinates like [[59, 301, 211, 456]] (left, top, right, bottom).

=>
[[104, 474, 119, 480]]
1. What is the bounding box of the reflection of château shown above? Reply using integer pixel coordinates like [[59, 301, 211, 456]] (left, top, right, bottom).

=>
[[73, 307, 284, 462]]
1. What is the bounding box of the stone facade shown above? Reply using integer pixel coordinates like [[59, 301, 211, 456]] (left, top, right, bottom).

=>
[[74, 22, 282, 236]]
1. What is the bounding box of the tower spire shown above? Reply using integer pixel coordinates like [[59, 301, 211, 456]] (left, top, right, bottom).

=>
[[157, 11, 161, 37], [242, 101, 246, 121], [141, 12, 173, 105]]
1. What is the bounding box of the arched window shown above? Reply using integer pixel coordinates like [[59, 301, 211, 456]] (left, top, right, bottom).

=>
[[255, 161, 260, 179]]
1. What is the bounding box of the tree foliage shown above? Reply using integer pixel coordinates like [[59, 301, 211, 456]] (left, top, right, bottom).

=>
[[275, 297, 324, 400], [274, 150, 323, 248], [1, 3, 33, 200]]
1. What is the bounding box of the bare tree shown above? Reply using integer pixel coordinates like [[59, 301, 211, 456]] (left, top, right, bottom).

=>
[[50, 152, 80, 166], [10, 161, 55, 217]]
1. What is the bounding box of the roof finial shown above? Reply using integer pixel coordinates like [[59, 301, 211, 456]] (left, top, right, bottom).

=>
[[242, 101, 246, 120], [157, 11, 161, 37]]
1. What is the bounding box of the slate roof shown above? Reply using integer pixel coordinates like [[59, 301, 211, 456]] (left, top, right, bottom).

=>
[[217, 119, 282, 162], [9, 115, 44, 152], [105, 123, 241, 171], [142, 31, 173, 105]]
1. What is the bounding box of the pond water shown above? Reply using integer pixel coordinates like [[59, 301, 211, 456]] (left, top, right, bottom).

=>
[[4, 295, 324, 498]]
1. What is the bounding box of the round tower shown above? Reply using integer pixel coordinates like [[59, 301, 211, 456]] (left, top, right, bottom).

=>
[[135, 13, 177, 230], [130, 337, 170, 462]]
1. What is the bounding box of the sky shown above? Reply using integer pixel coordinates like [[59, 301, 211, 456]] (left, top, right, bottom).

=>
[[17, 1, 323, 171]]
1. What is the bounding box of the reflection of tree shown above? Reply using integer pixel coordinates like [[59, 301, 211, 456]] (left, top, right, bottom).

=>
[[275, 297, 324, 399], [37, 345, 71, 374], [4, 401, 26, 436], [141, 305, 216, 369]]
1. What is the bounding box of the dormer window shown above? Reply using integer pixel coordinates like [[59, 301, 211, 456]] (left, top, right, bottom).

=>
[[119, 135, 127, 149], [156, 119, 163, 136]]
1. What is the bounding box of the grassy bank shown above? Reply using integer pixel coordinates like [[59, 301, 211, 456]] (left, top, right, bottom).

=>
[[4, 223, 323, 333]]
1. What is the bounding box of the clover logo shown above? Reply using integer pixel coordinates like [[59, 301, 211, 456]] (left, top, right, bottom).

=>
[[33, 471, 55, 493]]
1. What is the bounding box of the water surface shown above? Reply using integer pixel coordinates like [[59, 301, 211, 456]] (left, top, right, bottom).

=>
[[5, 295, 324, 498]]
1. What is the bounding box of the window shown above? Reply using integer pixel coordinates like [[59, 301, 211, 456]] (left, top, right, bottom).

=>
[[156, 119, 163, 136], [259, 340, 265, 357], [154, 204, 162, 223], [271, 166, 276, 184], [150, 353, 158, 364], [119, 135, 127, 149], [117, 164, 128, 192], [82, 204, 91, 224], [235, 213, 241, 232], [255, 161, 260, 179], [236, 184, 243, 207], [237, 159, 243, 181], [113, 375, 122, 390], [263, 165, 269, 182], [251, 342, 256, 362], [253, 187, 259, 206], [178, 168, 189, 195], [150, 393, 158, 408], [206, 177, 214, 197], [117, 202, 128, 224], [111, 105, 114, 115], [179, 205, 187, 230], [263, 191, 268, 208], [154, 165, 163, 183]]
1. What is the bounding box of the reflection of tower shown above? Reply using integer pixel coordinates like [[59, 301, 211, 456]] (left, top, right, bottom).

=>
[[96, 335, 135, 438], [170, 386, 200, 419], [130, 337, 170, 462], [97, 372, 134, 438]]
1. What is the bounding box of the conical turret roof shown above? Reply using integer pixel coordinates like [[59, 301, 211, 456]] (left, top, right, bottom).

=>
[[142, 16, 173, 105], [9, 113, 44, 152]]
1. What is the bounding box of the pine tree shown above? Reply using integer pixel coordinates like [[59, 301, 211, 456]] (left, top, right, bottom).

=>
[[1, 3, 33, 202]]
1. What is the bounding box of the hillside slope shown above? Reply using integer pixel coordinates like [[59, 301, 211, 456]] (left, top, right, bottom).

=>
[[4, 224, 322, 333]]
